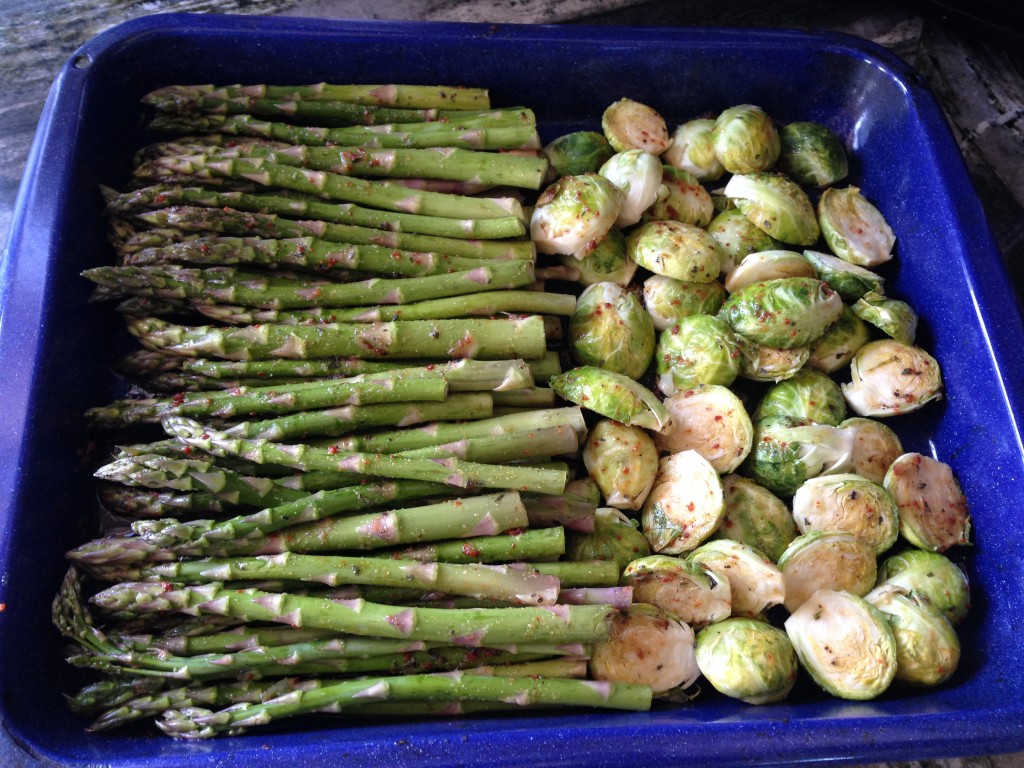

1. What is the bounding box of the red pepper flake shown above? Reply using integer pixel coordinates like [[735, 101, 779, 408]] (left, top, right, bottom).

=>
[[327, 445, 339, 455]]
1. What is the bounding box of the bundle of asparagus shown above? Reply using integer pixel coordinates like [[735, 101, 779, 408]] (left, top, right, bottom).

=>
[[59, 81, 655, 739]]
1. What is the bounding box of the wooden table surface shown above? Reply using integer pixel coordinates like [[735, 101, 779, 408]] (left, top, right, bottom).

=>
[[1, 1, 1022, 766]]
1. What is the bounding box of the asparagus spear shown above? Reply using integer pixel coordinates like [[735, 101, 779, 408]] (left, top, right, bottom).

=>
[[130, 208, 534, 260], [127, 316, 549, 361], [106, 184, 527, 240], [97, 483, 235, 519], [389, 527, 566, 564], [85, 261, 536, 310], [141, 144, 548, 190], [143, 83, 493, 111], [86, 370, 449, 428]]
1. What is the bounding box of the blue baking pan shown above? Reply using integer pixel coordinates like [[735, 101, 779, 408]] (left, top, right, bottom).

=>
[[2, 13, 1023, 767]]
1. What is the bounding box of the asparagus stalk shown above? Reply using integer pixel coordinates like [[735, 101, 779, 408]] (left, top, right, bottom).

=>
[[143, 83, 494, 111], [84, 261, 536, 310], [97, 483, 234, 519], [106, 184, 526, 240], [86, 370, 449, 427], [390, 527, 565, 564], [127, 316, 549, 361], [129, 208, 534, 259], [154, 671, 650, 738]]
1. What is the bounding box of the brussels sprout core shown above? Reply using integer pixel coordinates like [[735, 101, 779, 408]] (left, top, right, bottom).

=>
[[655, 385, 753, 474], [818, 186, 896, 267], [777, 531, 877, 613], [842, 340, 942, 417]]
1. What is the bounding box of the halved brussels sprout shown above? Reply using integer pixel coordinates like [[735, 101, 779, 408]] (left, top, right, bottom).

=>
[[736, 339, 810, 383], [715, 474, 798, 562], [569, 282, 655, 379], [718, 277, 843, 350], [602, 98, 672, 154], [642, 274, 726, 331], [866, 584, 961, 687], [655, 315, 742, 395], [785, 589, 897, 700], [627, 220, 723, 283], [840, 416, 903, 484], [754, 368, 847, 426], [818, 186, 895, 267], [853, 291, 918, 345], [695, 618, 799, 704], [543, 131, 615, 177], [791, 474, 899, 555], [599, 150, 663, 227], [646, 166, 715, 228], [642, 450, 725, 555], [707, 208, 777, 275], [623, 554, 732, 628], [777, 531, 877, 613], [583, 419, 659, 511], [842, 339, 943, 417], [590, 603, 700, 695], [712, 104, 781, 174], [803, 249, 885, 303], [744, 416, 856, 495], [884, 453, 971, 552], [807, 306, 871, 374], [662, 118, 725, 181], [561, 228, 638, 288], [566, 506, 652, 574], [530, 173, 622, 256], [551, 366, 673, 433], [876, 549, 971, 624], [723, 172, 820, 246], [776, 121, 849, 187], [564, 476, 603, 506], [688, 539, 785, 617], [655, 385, 753, 474], [724, 250, 815, 294]]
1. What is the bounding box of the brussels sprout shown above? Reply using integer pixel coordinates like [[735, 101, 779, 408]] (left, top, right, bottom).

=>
[[865, 584, 961, 687], [807, 306, 871, 374], [776, 121, 849, 187], [724, 250, 815, 294], [551, 366, 673, 433], [707, 208, 777, 275], [590, 603, 700, 695], [655, 385, 753, 474], [818, 186, 896, 267], [566, 507, 652, 574], [715, 474, 798, 562], [877, 549, 971, 624], [840, 416, 903, 484], [754, 368, 847, 426], [852, 291, 918, 345], [642, 450, 725, 555], [695, 618, 799, 704], [736, 339, 810, 383], [583, 419, 659, 511], [803, 249, 885, 303], [655, 315, 742, 396], [744, 416, 856, 495], [688, 539, 785, 617], [723, 172, 820, 246], [602, 98, 672, 154], [569, 282, 655, 379], [841, 339, 942, 417], [561, 228, 637, 287], [623, 554, 732, 628], [718, 277, 843, 349], [712, 105, 781, 175], [530, 173, 622, 256], [543, 131, 615, 177], [627, 220, 723, 283], [599, 150, 663, 227], [662, 118, 725, 181], [642, 274, 726, 331], [785, 589, 897, 700], [564, 476, 603, 506], [791, 474, 899, 555], [884, 453, 971, 553], [777, 531, 877, 613], [646, 167, 714, 228]]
